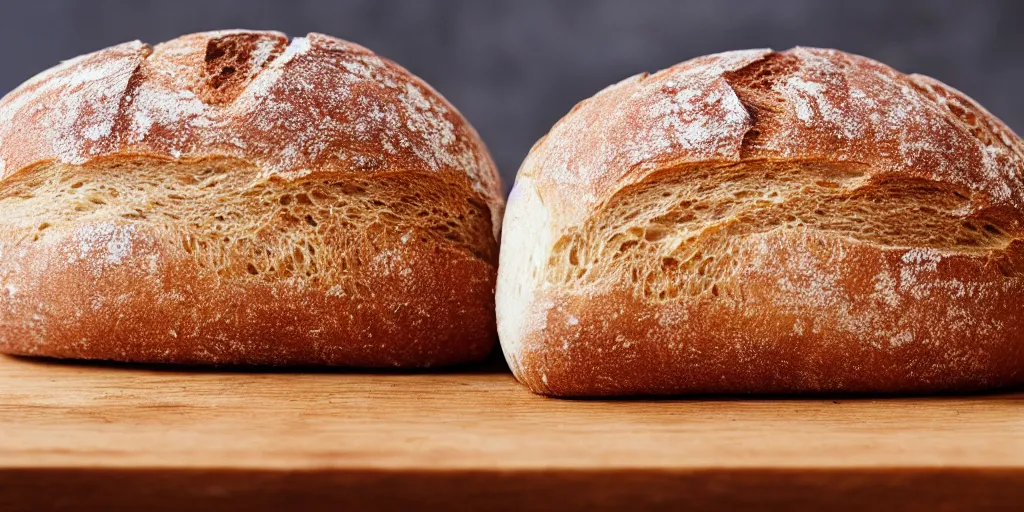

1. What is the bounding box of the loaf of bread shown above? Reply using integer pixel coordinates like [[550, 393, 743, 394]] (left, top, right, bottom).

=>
[[0, 31, 504, 366], [497, 47, 1024, 396]]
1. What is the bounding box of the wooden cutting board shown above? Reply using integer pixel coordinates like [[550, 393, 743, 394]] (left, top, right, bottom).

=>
[[1, 351, 1022, 511]]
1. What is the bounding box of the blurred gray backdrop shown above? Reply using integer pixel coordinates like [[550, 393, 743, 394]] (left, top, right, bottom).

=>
[[1, 0, 1021, 189]]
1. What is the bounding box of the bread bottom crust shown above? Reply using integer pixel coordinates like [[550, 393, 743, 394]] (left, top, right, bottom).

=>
[[507, 230, 1024, 396], [0, 221, 496, 367]]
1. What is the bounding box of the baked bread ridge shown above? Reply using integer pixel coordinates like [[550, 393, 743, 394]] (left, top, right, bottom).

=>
[[0, 30, 503, 366], [0, 30, 503, 232], [496, 47, 1024, 395]]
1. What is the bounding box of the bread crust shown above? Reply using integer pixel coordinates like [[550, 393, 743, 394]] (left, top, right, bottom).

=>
[[497, 47, 1024, 395], [0, 31, 503, 366]]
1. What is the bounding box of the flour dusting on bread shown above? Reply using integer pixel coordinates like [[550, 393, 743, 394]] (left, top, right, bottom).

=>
[[0, 31, 503, 367], [498, 47, 1024, 396], [0, 31, 503, 237]]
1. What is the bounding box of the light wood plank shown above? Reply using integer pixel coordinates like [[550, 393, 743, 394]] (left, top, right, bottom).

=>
[[1, 353, 1022, 510]]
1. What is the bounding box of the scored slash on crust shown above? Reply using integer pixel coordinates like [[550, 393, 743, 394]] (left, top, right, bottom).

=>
[[0, 30, 505, 239]]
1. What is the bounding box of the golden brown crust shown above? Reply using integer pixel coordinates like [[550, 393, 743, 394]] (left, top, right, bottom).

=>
[[0, 31, 503, 366], [497, 47, 1024, 395], [516, 233, 1024, 396], [0, 218, 495, 366], [0, 30, 503, 233], [519, 48, 1022, 227]]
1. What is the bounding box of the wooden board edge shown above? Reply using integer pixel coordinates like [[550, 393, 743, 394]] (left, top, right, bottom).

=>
[[1, 467, 1021, 511]]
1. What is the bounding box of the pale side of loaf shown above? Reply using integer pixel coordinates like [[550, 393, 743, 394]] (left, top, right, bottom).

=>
[[497, 47, 1024, 396], [0, 30, 504, 366]]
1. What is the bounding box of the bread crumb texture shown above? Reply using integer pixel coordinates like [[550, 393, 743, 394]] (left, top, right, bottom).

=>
[[0, 31, 502, 366], [497, 47, 1024, 395]]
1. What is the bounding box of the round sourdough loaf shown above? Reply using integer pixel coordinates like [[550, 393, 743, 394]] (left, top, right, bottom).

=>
[[0, 30, 504, 366], [497, 47, 1024, 396]]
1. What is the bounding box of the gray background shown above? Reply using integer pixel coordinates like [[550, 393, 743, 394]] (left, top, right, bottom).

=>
[[1, 0, 1021, 190]]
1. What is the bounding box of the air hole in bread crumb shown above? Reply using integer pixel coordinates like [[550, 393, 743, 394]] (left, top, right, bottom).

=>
[[618, 240, 639, 254], [644, 227, 670, 242], [246, 263, 259, 275], [697, 258, 713, 276]]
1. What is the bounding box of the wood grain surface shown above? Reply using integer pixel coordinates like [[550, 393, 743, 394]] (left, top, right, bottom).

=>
[[1, 352, 1022, 511]]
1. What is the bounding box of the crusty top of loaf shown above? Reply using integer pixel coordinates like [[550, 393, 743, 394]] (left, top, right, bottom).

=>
[[518, 47, 1024, 228], [0, 30, 503, 236]]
